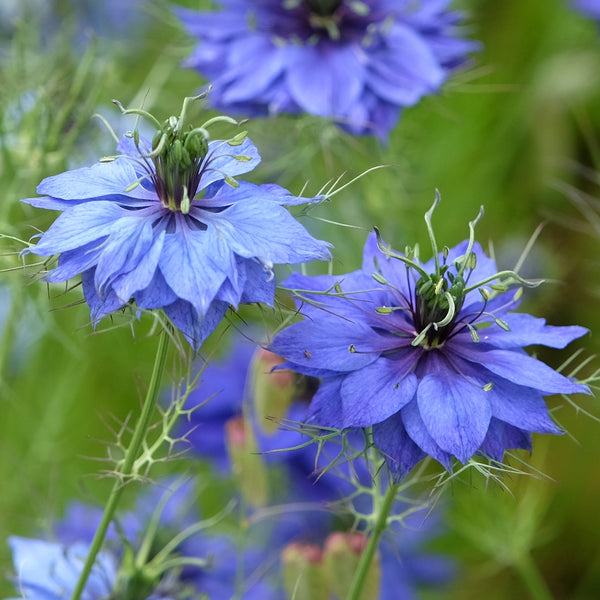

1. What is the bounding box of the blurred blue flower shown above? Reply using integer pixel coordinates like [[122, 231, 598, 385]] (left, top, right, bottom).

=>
[[269, 231, 590, 480], [14, 477, 282, 599], [22, 102, 330, 349], [573, 0, 600, 19], [176, 0, 479, 140], [6, 537, 117, 600]]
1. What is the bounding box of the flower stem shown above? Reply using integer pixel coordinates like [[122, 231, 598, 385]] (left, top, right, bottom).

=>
[[70, 328, 170, 600], [346, 481, 399, 600], [514, 552, 553, 600]]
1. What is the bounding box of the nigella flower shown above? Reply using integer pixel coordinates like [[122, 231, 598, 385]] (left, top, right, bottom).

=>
[[6, 537, 116, 600], [270, 199, 590, 480], [572, 0, 600, 19], [21, 97, 330, 349], [8, 478, 282, 599], [175, 1, 479, 140]]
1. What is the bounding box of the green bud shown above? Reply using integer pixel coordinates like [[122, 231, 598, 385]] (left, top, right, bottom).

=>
[[322, 532, 380, 600], [282, 543, 327, 600], [225, 416, 269, 507], [250, 349, 296, 434]]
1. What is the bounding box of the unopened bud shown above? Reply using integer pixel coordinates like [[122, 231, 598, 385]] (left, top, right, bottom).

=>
[[250, 349, 296, 434], [322, 532, 380, 600], [282, 543, 327, 600], [225, 416, 269, 507]]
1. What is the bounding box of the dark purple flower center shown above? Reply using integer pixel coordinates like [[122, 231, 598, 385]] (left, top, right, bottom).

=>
[[412, 269, 467, 348], [279, 0, 374, 43], [149, 122, 209, 213], [306, 0, 342, 17]]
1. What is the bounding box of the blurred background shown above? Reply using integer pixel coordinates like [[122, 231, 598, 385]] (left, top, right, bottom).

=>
[[1, 0, 600, 598]]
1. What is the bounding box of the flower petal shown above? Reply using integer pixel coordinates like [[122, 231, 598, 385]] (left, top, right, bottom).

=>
[[199, 137, 262, 189], [449, 344, 590, 396], [35, 158, 155, 204], [416, 355, 492, 463], [158, 215, 232, 315], [269, 318, 383, 374], [305, 376, 345, 429], [198, 182, 331, 263], [477, 313, 588, 350], [164, 298, 229, 351], [400, 399, 453, 470], [26, 201, 129, 256], [479, 419, 532, 461], [339, 355, 418, 427], [372, 413, 427, 481]]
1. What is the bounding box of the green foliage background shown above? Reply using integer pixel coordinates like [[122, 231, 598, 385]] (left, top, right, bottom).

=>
[[1, 0, 600, 598]]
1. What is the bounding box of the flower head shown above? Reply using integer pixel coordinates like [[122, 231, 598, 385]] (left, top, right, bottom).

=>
[[8, 478, 281, 600], [572, 0, 600, 19], [269, 199, 590, 480], [7, 537, 117, 600], [22, 96, 330, 349], [176, 1, 479, 140]]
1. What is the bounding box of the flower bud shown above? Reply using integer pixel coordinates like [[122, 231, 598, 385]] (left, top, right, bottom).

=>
[[250, 348, 296, 434], [322, 532, 380, 600], [281, 542, 328, 600], [225, 416, 269, 507]]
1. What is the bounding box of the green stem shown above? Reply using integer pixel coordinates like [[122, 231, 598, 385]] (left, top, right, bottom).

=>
[[346, 482, 399, 600], [70, 329, 170, 600], [514, 552, 553, 600]]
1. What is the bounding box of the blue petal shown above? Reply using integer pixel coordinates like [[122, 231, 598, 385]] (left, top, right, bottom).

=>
[[339, 355, 418, 427], [269, 318, 383, 373], [238, 257, 276, 305], [198, 182, 331, 263], [400, 399, 453, 470], [479, 419, 532, 461], [26, 201, 130, 256], [416, 354, 492, 463], [35, 158, 155, 204], [81, 269, 126, 324], [134, 268, 178, 309], [164, 298, 229, 351], [199, 137, 262, 189], [158, 214, 232, 315], [8, 537, 116, 599], [449, 344, 590, 396], [372, 413, 427, 481], [305, 376, 345, 429], [463, 368, 563, 435], [477, 313, 589, 350], [220, 36, 285, 103], [93, 216, 158, 300], [45, 240, 105, 283]]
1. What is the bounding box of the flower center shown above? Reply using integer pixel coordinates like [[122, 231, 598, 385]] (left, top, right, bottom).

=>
[[306, 0, 342, 16], [414, 269, 466, 348], [150, 118, 209, 214]]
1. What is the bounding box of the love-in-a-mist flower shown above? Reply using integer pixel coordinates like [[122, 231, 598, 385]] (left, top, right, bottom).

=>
[[572, 0, 600, 20], [270, 198, 590, 480], [22, 96, 330, 349], [175, 1, 479, 140], [7, 478, 282, 600]]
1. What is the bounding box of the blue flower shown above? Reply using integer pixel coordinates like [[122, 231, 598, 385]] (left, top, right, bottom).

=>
[[269, 226, 590, 480], [573, 0, 600, 19], [175, 0, 479, 140], [22, 99, 330, 349], [6, 537, 117, 600], [11, 477, 282, 599]]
